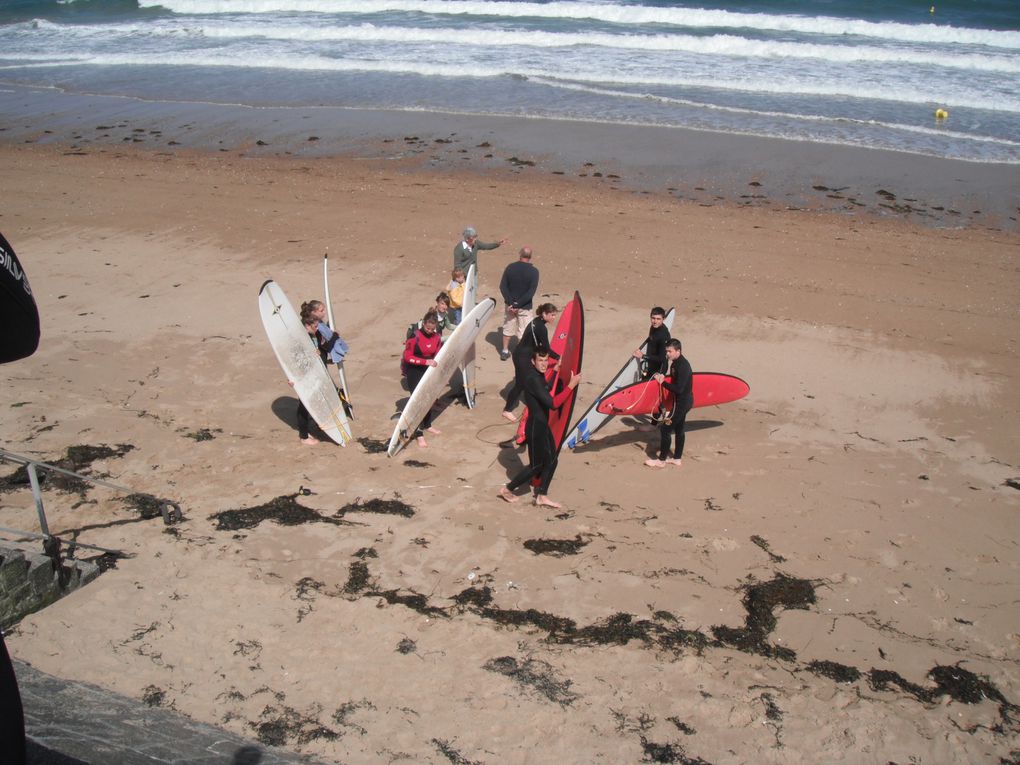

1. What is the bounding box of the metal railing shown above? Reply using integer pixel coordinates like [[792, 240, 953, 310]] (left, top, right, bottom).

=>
[[0, 448, 182, 557]]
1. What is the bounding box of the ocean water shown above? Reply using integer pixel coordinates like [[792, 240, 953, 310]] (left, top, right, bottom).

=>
[[0, 0, 1018, 163]]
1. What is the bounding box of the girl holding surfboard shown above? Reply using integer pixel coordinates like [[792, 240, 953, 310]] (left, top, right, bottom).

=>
[[402, 310, 443, 448]]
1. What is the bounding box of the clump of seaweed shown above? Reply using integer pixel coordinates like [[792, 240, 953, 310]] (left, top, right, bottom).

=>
[[868, 664, 1013, 713], [338, 497, 415, 519], [451, 586, 493, 608], [523, 535, 589, 557], [807, 660, 861, 684], [357, 437, 388, 454], [554, 612, 656, 647], [483, 656, 579, 706], [372, 589, 448, 618], [141, 685, 167, 707], [210, 494, 343, 530], [402, 459, 434, 468], [343, 561, 372, 595], [250, 705, 338, 747], [479, 605, 577, 636], [182, 428, 220, 442], [711, 574, 817, 661], [396, 638, 417, 655], [432, 738, 482, 765]]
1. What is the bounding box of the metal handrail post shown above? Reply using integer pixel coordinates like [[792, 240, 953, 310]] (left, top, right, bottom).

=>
[[26, 462, 51, 539]]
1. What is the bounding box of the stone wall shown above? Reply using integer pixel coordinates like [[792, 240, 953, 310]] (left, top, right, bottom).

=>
[[0, 544, 101, 630]]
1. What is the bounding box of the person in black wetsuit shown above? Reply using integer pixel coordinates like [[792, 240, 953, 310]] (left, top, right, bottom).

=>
[[501, 303, 559, 421], [633, 306, 670, 379], [645, 338, 693, 468], [498, 349, 580, 509]]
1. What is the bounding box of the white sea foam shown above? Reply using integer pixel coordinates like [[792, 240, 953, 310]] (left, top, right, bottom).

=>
[[137, 0, 1020, 49]]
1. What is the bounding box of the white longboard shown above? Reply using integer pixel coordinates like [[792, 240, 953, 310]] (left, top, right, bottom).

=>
[[323, 253, 353, 419], [389, 296, 497, 457], [259, 279, 352, 446], [458, 264, 478, 408], [564, 307, 676, 449]]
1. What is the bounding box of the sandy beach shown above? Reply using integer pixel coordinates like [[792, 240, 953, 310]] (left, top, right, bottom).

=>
[[1, 104, 1019, 763]]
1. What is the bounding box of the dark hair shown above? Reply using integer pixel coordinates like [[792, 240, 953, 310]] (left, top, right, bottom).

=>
[[422, 309, 439, 327], [666, 338, 682, 353], [300, 300, 324, 324], [650, 306, 666, 318], [537, 302, 557, 316], [531, 349, 551, 361], [435, 292, 451, 307]]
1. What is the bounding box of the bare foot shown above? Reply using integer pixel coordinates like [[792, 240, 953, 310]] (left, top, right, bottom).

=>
[[644, 458, 666, 468], [497, 487, 518, 503], [300, 436, 320, 445], [426, 426, 442, 435], [416, 436, 428, 448], [501, 410, 517, 422], [534, 495, 562, 509], [665, 458, 683, 467]]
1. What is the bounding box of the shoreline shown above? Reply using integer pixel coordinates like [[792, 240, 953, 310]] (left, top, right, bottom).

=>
[[2, 82, 1018, 232]]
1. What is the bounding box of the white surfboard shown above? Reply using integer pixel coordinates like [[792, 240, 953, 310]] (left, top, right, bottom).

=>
[[458, 264, 479, 408], [323, 253, 354, 419], [389, 296, 496, 457], [259, 279, 352, 446], [564, 307, 676, 449]]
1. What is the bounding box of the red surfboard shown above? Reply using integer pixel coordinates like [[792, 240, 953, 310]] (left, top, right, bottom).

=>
[[514, 292, 584, 453], [595, 372, 749, 416]]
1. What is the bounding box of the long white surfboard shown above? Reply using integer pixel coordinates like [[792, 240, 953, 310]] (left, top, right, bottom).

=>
[[389, 296, 496, 457], [458, 264, 479, 408], [259, 279, 352, 446], [564, 307, 675, 449], [323, 253, 354, 419]]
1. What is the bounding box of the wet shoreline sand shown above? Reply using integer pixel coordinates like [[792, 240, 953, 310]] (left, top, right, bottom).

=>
[[1, 89, 1019, 764]]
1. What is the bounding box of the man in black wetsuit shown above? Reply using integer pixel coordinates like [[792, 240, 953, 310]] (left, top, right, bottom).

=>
[[498, 349, 580, 509], [645, 338, 693, 468]]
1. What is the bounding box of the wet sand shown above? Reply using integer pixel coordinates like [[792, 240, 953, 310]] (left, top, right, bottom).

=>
[[1, 95, 1019, 764]]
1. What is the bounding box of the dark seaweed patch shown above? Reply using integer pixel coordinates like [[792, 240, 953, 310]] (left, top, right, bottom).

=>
[[451, 586, 493, 608], [553, 612, 656, 648], [483, 656, 578, 706], [396, 638, 417, 654], [210, 494, 343, 530], [338, 497, 415, 518], [357, 437, 388, 454], [372, 589, 448, 617], [479, 606, 577, 636], [250, 705, 338, 747], [807, 660, 861, 684], [182, 428, 221, 441], [354, 547, 378, 559], [711, 574, 817, 660], [667, 717, 696, 735], [523, 535, 589, 557], [869, 664, 1015, 713], [402, 459, 434, 468], [142, 685, 167, 707], [432, 738, 481, 765], [750, 535, 786, 563], [343, 561, 371, 595]]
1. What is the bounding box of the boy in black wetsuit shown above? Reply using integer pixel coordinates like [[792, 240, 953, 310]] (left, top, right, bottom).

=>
[[633, 306, 670, 379], [645, 338, 693, 468], [498, 349, 580, 509], [501, 302, 559, 422]]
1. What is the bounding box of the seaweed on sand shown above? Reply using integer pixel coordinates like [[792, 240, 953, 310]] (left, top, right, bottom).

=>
[[711, 574, 817, 661], [338, 497, 415, 518], [483, 656, 579, 706], [210, 494, 343, 531], [523, 535, 589, 557]]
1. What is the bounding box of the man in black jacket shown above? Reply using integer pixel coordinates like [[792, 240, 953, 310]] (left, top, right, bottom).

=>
[[498, 246, 540, 361]]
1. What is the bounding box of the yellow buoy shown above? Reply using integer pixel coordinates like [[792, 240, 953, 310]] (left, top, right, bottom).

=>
[[934, 108, 948, 121]]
